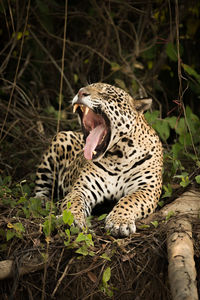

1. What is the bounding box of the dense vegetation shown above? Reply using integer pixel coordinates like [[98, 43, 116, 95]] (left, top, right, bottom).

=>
[[1, 0, 200, 180], [0, 0, 200, 299]]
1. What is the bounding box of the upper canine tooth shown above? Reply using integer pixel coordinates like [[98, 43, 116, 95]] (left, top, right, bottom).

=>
[[73, 104, 79, 113], [80, 105, 84, 112], [85, 107, 89, 115]]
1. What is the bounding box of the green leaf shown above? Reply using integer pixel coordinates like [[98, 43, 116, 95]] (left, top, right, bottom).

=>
[[62, 209, 74, 226], [75, 232, 86, 242], [175, 172, 190, 187], [65, 228, 70, 239], [180, 177, 190, 187], [98, 214, 107, 221], [28, 197, 47, 217], [100, 285, 113, 297], [179, 132, 193, 146], [43, 216, 56, 237], [158, 200, 164, 207], [86, 215, 93, 227], [76, 245, 89, 256], [88, 251, 95, 257], [138, 224, 150, 229], [13, 222, 25, 233], [100, 253, 111, 261], [166, 43, 183, 62], [171, 143, 183, 159], [154, 120, 170, 141], [151, 221, 159, 228], [162, 184, 173, 198], [43, 220, 51, 237], [64, 229, 71, 246], [145, 111, 171, 141], [21, 183, 31, 196], [165, 116, 177, 129], [17, 196, 27, 204], [175, 172, 188, 178], [195, 175, 200, 184], [175, 118, 186, 136], [64, 240, 70, 246], [6, 230, 15, 241], [144, 110, 160, 125], [70, 226, 80, 235], [75, 232, 94, 247], [182, 63, 200, 83], [22, 207, 30, 219], [67, 202, 71, 209], [102, 267, 111, 284], [1, 176, 12, 185], [166, 211, 174, 221], [166, 43, 178, 62], [85, 234, 94, 247]]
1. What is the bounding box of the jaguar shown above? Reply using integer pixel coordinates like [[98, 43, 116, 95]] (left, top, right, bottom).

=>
[[34, 83, 163, 236]]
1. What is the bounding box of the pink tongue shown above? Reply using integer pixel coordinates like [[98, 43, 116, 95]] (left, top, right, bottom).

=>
[[84, 125, 105, 160]]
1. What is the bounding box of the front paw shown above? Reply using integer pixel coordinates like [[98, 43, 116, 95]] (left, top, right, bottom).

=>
[[105, 211, 136, 237], [73, 213, 87, 229]]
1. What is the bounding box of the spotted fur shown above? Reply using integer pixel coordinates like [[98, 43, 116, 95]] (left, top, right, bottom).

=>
[[35, 83, 163, 236]]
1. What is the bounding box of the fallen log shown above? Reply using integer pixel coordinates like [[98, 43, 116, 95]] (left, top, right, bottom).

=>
[[142, 189, 200, 300], [167, 218, 198, 300]]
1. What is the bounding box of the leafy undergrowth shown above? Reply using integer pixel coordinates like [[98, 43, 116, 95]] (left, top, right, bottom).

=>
[[0, 183, 200, 299]]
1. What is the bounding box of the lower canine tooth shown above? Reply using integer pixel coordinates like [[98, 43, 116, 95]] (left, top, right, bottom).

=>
[[85, 107, 89, 115], [92, 151, 97, 155]]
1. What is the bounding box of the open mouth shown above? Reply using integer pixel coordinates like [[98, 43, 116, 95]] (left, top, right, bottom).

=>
[[73, 104, 111, 160]]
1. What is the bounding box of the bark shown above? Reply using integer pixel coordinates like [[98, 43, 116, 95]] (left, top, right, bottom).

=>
[[141, 189, 200, 300], [167, 218, 198, 300], [0, 252, 51, 280], [0, 260, 13, 280]]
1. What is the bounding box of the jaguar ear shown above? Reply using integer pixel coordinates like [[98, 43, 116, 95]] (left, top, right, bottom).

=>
[[134, 98, 152, 112]]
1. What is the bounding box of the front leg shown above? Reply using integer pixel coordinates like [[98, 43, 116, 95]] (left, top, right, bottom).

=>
[[105, 188, 160, 237], [61, 190, 91, 229]]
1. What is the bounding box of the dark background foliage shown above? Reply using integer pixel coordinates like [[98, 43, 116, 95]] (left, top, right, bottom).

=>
[[0, 0, 200, 179]]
